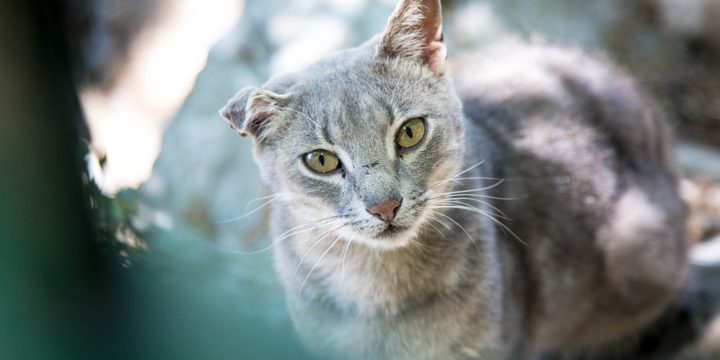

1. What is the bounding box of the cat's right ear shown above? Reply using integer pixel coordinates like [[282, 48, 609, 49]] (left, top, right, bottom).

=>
[[378, 0, 446, 74], [219, 87, 291, 142]]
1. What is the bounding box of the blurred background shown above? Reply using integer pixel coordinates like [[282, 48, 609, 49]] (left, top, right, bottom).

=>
[[2, 0, 720, 358]]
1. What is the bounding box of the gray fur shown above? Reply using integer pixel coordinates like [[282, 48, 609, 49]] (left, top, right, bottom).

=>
[[219, 0, 688, 358]]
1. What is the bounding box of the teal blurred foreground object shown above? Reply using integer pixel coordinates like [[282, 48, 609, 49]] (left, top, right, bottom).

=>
[[0, 1, 116, 359], [0, 1, 312, 359]]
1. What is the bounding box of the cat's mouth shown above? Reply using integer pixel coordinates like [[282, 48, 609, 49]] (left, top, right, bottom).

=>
[[376, 224, 409, 238]]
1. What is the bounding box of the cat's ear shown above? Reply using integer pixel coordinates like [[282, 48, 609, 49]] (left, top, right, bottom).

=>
[[219, 86, 291, 141], [378, 0, 446, 74]]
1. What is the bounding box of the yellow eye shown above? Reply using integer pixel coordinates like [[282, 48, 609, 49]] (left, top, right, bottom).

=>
[[395, 118, 426, 149], [303, 150, 341, 173]]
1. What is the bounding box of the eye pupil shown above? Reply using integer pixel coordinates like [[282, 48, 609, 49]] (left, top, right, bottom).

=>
[[405, 126, 413, 138], [318, 154, 325, 166]]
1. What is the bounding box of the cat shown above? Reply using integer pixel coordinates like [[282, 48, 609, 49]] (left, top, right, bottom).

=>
[[219, 0, 688, 358]]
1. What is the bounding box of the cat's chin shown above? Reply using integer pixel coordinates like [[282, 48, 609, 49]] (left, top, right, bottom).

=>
[[349, 209, 437, 250], [334, 224, 414, 251], [376, 224, 408, 238], [352, 225, 416, 251]]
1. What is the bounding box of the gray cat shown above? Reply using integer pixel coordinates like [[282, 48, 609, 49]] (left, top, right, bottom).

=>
[[219, 0, 688, 358]]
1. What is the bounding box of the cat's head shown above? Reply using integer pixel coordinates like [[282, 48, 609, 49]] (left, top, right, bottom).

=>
[[220, 0, 464, 249]]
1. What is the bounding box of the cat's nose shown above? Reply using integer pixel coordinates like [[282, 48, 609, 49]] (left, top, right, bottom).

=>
[[367, 198, 402, 222]]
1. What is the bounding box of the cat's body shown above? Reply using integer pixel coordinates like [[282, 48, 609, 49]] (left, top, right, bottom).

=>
[[220, 1, 688, 358], [456, 43, 687, 355]]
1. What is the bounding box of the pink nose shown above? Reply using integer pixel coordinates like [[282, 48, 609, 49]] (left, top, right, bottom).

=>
[[367, 198, 402, 222]]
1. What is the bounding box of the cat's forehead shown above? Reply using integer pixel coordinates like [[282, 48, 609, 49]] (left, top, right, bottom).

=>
[[270, 46, 432, 104], [293, 83, 393, 147], [261, 46, 449, 147]]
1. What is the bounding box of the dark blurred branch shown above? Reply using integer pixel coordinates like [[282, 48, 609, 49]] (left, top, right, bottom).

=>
[[0, 1, 128, 359]]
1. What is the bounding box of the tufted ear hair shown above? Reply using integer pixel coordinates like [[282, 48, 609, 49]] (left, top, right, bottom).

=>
[[378, 0, 446, 74], [219, 87, 291, 141]]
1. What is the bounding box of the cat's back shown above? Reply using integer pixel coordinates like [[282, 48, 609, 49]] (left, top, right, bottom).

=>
[[453, 41, 688, 352]]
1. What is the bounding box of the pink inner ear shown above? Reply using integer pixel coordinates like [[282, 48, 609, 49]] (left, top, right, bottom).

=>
[[426, 27, 446, 74], [379, 0, 447, 74], [427, 41, 447, 74]]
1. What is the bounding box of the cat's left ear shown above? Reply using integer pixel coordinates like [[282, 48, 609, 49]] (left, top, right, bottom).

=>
[[378, 0, 446, 75], [219, 86, 291, 141]]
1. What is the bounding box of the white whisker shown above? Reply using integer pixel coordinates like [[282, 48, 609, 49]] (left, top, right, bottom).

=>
[[244, 193, 286, 208], [431, 198, 510, 220], [291, 222, 347, 281], [299, 231, 345, 295], [433, 192, 520, 201], [425, 212, 452, 230], [431, 205, 526, 245], [220, 215, 340, 255], [341, 231, 357, 288], [429, 209, 480, 251], [216, 194, 283, 224], [429, 180, 506, 197], [428, 216, 445, 239], [429, 160, 487, 189]]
